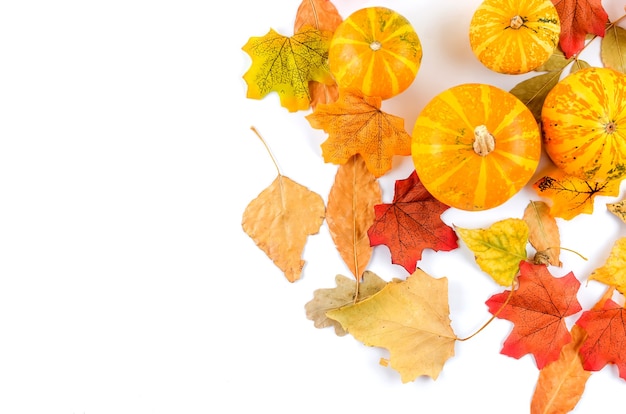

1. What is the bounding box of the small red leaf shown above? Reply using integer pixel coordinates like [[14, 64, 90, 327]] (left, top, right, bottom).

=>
[[551, 0, 609, 58], [486, 261, 582, 368], [576, 297, 626, 379], [367, 171, 458, 273]]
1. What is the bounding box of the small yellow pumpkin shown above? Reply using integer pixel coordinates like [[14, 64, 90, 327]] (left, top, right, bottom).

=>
[[542, 67, 626, 182], [328, 7, 422, 99], [412, 83, 541, 211], [469, 0, 560, 74]]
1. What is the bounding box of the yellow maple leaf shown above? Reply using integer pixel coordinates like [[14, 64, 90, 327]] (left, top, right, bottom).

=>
[[533, 167, 621, 220], [455, 218, 529, 286], [589, 237, 626, 295], [306, 89, 412, 177], [326, 269, 456, 382], [242, 26, 334, 112]]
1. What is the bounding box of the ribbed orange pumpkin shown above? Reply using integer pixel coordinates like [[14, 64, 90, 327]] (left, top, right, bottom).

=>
[[469, 0, 560, 74], [328, 7, 422, 100], [542, 67, 626, 182], [412, 83, 541, 211]]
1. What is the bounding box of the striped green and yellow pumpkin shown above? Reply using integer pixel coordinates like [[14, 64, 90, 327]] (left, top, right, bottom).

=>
[[469, 0, 560, 74], [542, 67, 626, 182], [328, 6, 422, 100], [412, 83, 541, 211]]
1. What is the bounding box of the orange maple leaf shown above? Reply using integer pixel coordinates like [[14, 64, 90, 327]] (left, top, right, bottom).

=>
[[551, 0, 609, 58], [306, 90, 412, 177]]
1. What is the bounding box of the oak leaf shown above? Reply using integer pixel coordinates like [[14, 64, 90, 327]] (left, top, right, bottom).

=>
[[326, 269, 456, 382], [589, 237, 626, 295], [607, 199, 626, 223], [327, 155, 382, 279], [242, 174, 325, 282], [523, 200, 562, 266], [367, 170, 458, 273], [530, 325, 592, 414], [242, 26, 333, 112], [306, 90, 412, 177], [602, 24, 626, 73], [486, 261, 582, 369], [533, 167, 621, 220], [304, 271, 388, 336], [294, 0, 342, 108], [456, 218, 529, 286], [551, 0, 609, 58], [576, 291, 626, 380]]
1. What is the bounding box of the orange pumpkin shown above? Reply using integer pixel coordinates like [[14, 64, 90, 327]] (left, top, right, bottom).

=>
[[469, 0, 560, 74], [412, 83, 541, 211], [542, 67, 626, 182], [328, 7, 422, 100]]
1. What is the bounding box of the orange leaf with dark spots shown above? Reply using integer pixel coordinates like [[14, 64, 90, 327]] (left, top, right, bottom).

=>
[[486, 261, 582, 369], [367, 171, 458, 273], [306, 90, 412, 177], [551, 0, 609, 58]]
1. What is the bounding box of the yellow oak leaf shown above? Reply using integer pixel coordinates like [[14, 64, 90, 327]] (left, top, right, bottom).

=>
[[242, 26, 334, 112], [533, 167, 621, 220], [305, 271, 388, 336], [455, 218, 529, 286], [242, 174, 325, 282], [306, 89, 412, 177], [523, 200, 561, 266], [326, 269, 456, 382], [589, 237, 626, 295], [607, 200, 626, 223], [530, 325, 592, 414], [326, 155, 382, 279]]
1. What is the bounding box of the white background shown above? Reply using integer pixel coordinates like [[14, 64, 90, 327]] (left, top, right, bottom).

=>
[[0, 1, 625, 413]]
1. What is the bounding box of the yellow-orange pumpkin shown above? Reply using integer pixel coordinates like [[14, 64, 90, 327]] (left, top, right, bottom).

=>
[[412, 83, 541, 211], [542, 67, 626, 182], [328, 7, 422, 100], [469, 0, 560, 74]]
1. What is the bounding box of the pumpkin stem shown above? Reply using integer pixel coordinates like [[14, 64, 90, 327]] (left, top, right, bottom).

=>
[[473, 125, 496, 156], [510, 15, 524, 29], [370, 40, 382, 51]]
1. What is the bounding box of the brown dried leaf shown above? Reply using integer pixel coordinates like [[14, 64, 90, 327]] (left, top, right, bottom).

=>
[[530, 325, 592, 414], [304, 271, 388, 336], [242, 175, 325, 282], [608, 199, 626, 223], [327, 154, 382, 279], [602, 24, 626, 73], [523, 200, 562, 266]]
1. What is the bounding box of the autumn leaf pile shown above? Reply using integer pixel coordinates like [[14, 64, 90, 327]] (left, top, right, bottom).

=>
[[240, 1, 626, 413]]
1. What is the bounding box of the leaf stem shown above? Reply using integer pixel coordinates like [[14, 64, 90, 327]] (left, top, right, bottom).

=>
[[456, 281, 517, 342], [545, 246, 588, 261], [250, 126, 282, 176]]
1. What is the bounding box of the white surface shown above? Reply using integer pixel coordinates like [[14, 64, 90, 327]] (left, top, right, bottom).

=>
[[0, 1, 624, 413]]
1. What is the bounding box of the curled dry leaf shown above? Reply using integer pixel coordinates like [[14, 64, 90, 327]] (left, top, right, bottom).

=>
[[607, 199, 626, 223], [242, 174, 325, 282], [530, 325, 591, 414], [304, 271, 388, 336], [326, 268, 456, 382], [294, 0, 342, 108], [455, 218, 529, 286], [326, 154, 382, 279], [523, 200, 562, 266], [589, 237, 626, 295]]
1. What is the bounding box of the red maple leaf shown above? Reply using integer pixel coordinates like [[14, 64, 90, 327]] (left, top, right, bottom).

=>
[[551, 0, 609, 58], [576, 297, 626, 379], [486, 261, 582, 368], [366, 170, 457, 273]]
